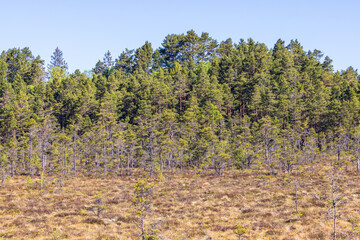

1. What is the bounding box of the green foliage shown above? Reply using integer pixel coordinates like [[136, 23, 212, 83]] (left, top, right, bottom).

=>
[[145, 235, 159, 240], [234, 224, 247, 239], [0, 30, 359, 179], [48, 47, 68, 71], [133, 179, 154, 214], [40, 171, 45, 189], [233, 149, 245, 169], [50, 228, 64, 240], [87, 192, 107, 218], [133, 179, 156, 240], [26, 176, 33, 189]]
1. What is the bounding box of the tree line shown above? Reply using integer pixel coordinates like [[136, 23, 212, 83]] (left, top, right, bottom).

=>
[[0, 30, 359, 182]]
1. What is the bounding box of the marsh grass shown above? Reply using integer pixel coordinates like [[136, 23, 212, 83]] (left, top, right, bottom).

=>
[[0, 164, 359, 239]]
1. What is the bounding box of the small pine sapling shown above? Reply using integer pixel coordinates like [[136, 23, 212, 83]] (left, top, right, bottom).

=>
[[133, 178, 155, 240], [0, 150, 8, 188], [1, 168, 5, 188], [234, 224, 247, 240], [326, 170, 343, 240], [284, 175, 301, 214], [40, 171, 46, 189], [50, 228, 64, 240], [26, 175, 33, 189], [87, 192, 106, 218], [348, 218, 360, 237]]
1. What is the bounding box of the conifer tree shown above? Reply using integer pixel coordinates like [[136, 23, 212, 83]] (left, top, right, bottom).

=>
[[48, 47, 68, 71]]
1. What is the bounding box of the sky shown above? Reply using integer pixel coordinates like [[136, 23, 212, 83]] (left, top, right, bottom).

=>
[[0, 0, 359, 73]]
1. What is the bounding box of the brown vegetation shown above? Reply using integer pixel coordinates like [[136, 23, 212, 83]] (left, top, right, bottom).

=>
[[0, 163, 359, 239]]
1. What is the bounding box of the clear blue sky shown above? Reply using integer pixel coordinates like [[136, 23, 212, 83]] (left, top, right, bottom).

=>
[[1, 0, 359, 73]]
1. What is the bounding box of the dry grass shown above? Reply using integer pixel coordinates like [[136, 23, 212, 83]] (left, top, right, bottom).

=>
[[1, 164, 360, 239]]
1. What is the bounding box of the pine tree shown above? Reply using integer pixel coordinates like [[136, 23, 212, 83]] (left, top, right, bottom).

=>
[[48, 47, 68, 71], [135, 42, 153, 73]]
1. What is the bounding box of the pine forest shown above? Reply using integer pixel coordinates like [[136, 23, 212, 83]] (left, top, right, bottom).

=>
[[1, 30, 360, 239]]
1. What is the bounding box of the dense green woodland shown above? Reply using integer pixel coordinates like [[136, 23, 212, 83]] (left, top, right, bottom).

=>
[[0, 30, 359, 183]]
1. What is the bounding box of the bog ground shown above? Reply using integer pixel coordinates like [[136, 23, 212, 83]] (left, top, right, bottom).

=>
[[1, 164, 360, 240]]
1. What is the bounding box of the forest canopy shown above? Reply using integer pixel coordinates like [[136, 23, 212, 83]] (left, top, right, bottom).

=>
[[0, 30, 359, 179]]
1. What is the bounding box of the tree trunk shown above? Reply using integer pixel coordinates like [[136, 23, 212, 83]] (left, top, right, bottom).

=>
[[103, 143, 107, 176], [356, 139, 359, 173], [333, 199, 337, 239], [180, 151, 183, 173], [63, 147, 67, 177], [141, 216, 145, 240], [1, 169, 5, 188], [295, 183, 298, 213], [73, 142, 77, 176]]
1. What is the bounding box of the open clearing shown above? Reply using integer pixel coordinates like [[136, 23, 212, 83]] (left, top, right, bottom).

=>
[[1, 166, 360, 239]]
